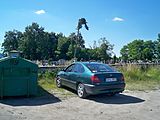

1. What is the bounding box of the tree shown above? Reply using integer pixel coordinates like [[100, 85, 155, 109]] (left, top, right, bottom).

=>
[[19, 22, 45, 60], [55, 34, 70, 60], [77, 18, 89, 31], [128, 40, 144, 61], [120, 45, 129, 63], [47, 32, 58, 60], [1, 22, 117, 62], [155, 33, 160, 60], [39, 32, 57, 60], [2, 30, 23, 53], [88, 48, 100, 60], [120, 39, 155, 62], [142, 40, 155, 61], [78, 48, 90, 61], [67, 33, 78, 59], [98, 37, 114, 62], [74, 18, 89, 60], [157, 33, 160, 42]]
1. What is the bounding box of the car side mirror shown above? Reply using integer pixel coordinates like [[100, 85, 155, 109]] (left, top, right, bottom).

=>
[[61, 68, 65, 71]]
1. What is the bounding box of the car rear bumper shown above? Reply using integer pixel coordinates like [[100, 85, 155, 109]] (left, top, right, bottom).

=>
[[84, 83, 125, 95]]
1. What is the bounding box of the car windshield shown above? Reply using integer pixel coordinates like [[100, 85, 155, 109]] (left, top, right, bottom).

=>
[[85, 63, 115, 73]]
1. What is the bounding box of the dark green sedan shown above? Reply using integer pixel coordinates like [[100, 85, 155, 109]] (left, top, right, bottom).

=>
[[56, 62, 125, 98]]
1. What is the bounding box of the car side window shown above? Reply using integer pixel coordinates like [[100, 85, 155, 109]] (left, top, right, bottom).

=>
[[72, 64, 85, 73], [65, 64, 75, 72]]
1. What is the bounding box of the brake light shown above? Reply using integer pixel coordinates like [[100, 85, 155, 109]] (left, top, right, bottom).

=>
[[91, 75, 100, 83], [121, 75, 125, 81]]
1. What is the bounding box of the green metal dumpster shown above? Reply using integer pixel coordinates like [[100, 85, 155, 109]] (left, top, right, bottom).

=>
[[0, 56, 38, 99]]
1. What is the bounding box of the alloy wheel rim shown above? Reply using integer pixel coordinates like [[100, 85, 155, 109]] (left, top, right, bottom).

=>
[[78, 84, 84, 97], [56, 77, 61, 87]]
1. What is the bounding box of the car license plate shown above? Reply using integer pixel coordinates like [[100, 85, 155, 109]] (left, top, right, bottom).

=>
[[106, 78, 117, 82]]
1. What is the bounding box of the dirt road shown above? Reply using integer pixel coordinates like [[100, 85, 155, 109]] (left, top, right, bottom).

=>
[[0, 90, 160, 120]]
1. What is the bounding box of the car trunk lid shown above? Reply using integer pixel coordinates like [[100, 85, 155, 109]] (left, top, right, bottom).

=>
[[91, 72, 124, 84]]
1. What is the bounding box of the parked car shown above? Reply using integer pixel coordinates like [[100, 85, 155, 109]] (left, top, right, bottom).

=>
[[56, 62, 125, 98]]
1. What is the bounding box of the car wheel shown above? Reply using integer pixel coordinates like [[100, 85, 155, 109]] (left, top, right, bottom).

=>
[[77, 83, 87, 98], [56, 76, 62, 88]]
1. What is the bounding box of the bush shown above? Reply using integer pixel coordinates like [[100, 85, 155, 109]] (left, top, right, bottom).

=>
[[38, 68, 61, 79]]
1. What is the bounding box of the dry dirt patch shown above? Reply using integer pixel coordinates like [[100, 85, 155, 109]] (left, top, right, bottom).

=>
[[0, 90, 160, 120]]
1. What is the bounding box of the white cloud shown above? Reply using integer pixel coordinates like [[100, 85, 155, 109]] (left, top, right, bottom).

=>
[[35, 10, 45, 15], [112, 17, 124, 22]]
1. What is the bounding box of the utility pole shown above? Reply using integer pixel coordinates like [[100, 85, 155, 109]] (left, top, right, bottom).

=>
[[74, 18, 89, 61]]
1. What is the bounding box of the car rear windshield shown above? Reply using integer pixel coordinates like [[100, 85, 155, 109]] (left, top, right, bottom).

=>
[[85, 63, 115, 73]]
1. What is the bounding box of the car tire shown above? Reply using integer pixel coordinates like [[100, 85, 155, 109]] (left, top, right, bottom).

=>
[[77, 83, 87, 98], [56, 76, 62, 88]]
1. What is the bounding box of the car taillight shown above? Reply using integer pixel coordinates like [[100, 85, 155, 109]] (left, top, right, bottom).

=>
[[91, 75, 100, 83], [121, 75, 125, 81]]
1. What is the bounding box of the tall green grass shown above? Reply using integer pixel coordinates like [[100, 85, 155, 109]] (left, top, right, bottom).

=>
[[38, 69, 60, 91], [38, 69, 76, 98], [118, 64, 160, 91]]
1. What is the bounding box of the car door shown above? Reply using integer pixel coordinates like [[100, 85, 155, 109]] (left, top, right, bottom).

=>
[[69, 64, 85, 90], [62, 64, 75, 87]]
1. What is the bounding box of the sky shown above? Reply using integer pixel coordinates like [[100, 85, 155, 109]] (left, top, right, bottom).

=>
[[0, 0, 160, 56]]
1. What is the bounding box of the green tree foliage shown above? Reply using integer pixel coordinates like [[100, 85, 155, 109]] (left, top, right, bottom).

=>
[[79, 48, 90, 61], [120, 39, 156, 62], [1, 22, 114, 61], [120, 45, 129, 62], [88, 48, 100, 60], [87, 38, 113, 62], [142, 40, 155, 61], [2, 23, 160, 63], [66, 33, 77, 59], [40, 32, 57, 60], [128, 40, 144, 61], [154, 34, 160, 60], [2, 30, 23, 53], [66, 32, 85, 59], [19, 23, 45, 60], [19, 23, 57, 60], [55, 34, 70, 60], [77, 33, 85, 48], [158, 33, 160, 42], [98, 37, 114, 61]]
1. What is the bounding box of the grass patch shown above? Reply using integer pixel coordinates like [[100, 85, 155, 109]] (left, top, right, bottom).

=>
[[38, 69, 76, 98], [38, 69, 62, 91], [118, 64, 160, 91]]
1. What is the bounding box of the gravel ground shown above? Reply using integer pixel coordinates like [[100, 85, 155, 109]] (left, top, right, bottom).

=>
[[0, 90, 160, 120]]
